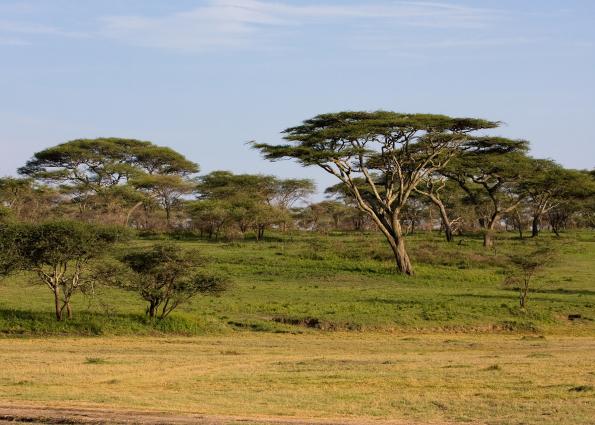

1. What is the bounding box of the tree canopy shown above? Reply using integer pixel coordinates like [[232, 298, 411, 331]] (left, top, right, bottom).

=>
[[253, 111, 501, 274]]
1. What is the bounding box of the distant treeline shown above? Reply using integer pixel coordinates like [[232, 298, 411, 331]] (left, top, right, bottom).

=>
[[1, 111, 594, 275]]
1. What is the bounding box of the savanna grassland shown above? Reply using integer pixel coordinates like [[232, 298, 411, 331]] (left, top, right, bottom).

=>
[[0, 231, 594, 424], [0, 334, 594, 425], [0, 231, 593, 336]]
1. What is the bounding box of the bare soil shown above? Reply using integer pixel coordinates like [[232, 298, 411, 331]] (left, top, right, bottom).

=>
[[0, 405, 450, 425]]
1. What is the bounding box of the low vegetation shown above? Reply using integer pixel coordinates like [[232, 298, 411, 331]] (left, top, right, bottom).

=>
[[0, 114, 593, 424], [0, 230, 593, 336]]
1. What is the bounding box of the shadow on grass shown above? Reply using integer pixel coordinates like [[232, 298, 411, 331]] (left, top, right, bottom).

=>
[[450, 293, 576, 303], [0, 308, 204, 336], [530, 288, 595, 296]]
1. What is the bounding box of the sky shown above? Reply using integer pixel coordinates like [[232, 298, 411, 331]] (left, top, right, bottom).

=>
[[1, 0, 594, 194]]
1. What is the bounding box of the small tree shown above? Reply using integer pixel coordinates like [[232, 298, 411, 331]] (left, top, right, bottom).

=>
[[504, 246, 557, 308], [131, 174, 196, 226], [186, 199, 231, 239], [121, 243, 228, 319], [0, 221, 126, 320]]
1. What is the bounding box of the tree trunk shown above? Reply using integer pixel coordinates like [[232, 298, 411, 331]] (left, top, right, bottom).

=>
[[391, 237, 413, 275], [385, 219, 413, 275], [531, 215, 540, 237], [165, 206, 171, 227], [436, 202, 454, 242], [422, 192, 453, 242], [516, 213, 524, 239], [519, 280, 529, 308], [53, 286, 62, 321], [148, 301, 158, 318], [483, 215, 498, 248], [484, 231, 493, 248], [444, 224, 453, 243]]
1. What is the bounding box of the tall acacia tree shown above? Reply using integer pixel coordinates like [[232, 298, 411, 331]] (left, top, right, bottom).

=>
[[18, 138, 147, 196], [252, 111, 498, 275], [444, 138, 531, 247], [18, 138, 198, 225]]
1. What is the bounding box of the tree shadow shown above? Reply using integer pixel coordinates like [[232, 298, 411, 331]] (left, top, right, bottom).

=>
[[0, 307, 155, 336], [531, 288, 595, 296]]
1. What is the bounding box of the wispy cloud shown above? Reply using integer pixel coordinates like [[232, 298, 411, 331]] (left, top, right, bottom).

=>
[[100, 0, 502, 52], [0, 36, 30, 46], [0, 20, 88, 41]]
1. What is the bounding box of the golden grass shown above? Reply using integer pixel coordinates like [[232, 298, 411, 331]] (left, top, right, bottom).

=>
[[0, 334, 594, 424]]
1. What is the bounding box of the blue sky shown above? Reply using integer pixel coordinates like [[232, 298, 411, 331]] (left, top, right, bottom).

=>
[[1, 0, 594, 193]]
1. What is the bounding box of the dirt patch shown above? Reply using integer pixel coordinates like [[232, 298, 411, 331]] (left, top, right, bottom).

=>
[[271, 316, 362, 331], [0, 405, 453, 425]]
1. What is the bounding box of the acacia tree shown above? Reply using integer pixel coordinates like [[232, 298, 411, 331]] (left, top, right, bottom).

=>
[[504, 245, 557, 308], [414, 177, 464, 242], [18, 139, 145, 200], [521, 161, 594, 237], [270, 178, 316, 208], [120, 243, 228, 319], [0, 221, 125, 320], [444, 138, 531, 247], [131, 145, 199, 227], [132, 174, 196, 226], [196, 171, 311, 239], [186, 199, 231, 239], [252, 111, 498, 274], [18, 138, 198, 225], [0, 177, 61, 222]]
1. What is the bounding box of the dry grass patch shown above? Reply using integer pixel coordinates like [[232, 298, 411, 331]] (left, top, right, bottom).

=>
[[0, 334, 593, 424]]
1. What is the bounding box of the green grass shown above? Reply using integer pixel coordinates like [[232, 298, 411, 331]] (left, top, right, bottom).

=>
[[0, 230, 593, 336]]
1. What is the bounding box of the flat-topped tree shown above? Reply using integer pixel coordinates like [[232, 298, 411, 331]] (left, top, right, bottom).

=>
[[134, 145, 199, 176], [520, 160, 594, 237], [444, 137, 531, 247], [18, 138, 148, 192], [19, 137, 199, 186], [252, 111, 499, 275], [18, 138, 198, 223]]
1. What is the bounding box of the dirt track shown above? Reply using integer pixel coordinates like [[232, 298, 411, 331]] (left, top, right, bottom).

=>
[[0, 405, 447, 425]]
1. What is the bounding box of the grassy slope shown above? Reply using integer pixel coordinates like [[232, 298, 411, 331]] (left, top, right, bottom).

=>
[[0, 231, 593, 336]]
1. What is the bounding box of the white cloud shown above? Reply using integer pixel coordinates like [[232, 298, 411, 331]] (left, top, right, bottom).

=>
[[100, 0, 501, 52]]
